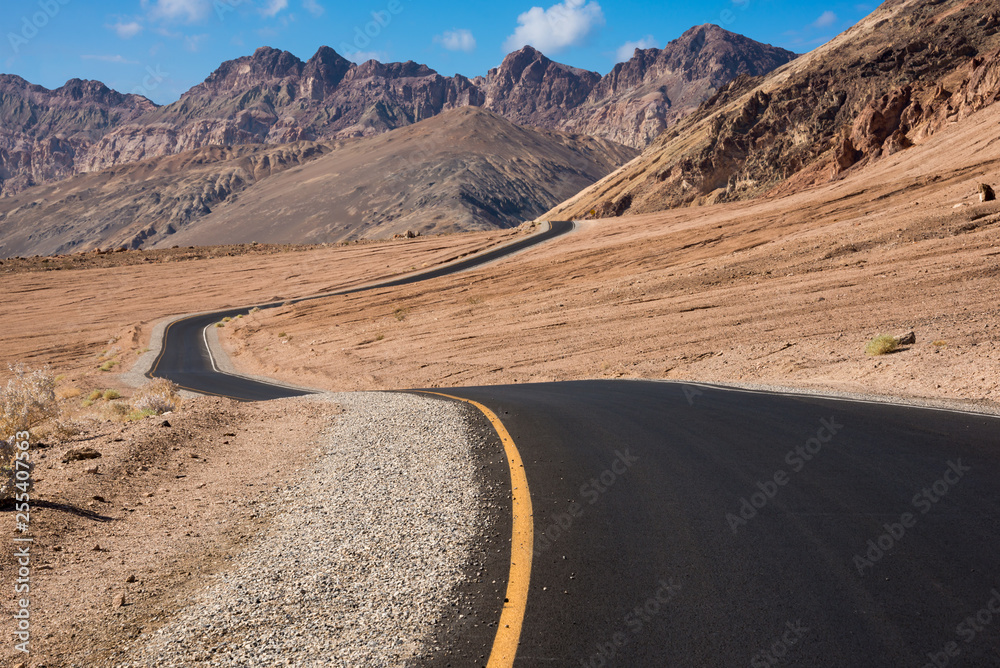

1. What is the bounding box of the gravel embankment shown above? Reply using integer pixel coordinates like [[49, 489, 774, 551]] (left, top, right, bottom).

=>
[[117, 391, 481, 667]]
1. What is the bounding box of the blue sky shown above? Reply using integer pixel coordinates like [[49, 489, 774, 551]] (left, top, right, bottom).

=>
[[3, 0, 876, 104]]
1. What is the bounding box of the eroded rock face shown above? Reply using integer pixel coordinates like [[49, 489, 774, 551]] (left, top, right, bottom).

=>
[[551, 0, 1000, 220]]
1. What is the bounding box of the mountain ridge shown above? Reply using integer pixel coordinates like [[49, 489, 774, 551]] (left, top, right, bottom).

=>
[[0, 25, 795, 196]]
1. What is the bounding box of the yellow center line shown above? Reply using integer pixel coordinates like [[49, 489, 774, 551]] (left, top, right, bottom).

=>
[[419, 391, 533, 668]]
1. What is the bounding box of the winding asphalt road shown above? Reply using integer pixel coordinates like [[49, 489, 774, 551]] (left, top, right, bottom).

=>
[[146, 221, 1000, 666], [146, 220, 573, 399]]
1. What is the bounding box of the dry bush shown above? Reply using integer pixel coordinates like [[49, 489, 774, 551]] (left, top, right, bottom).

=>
[[1, 364, 59, 502], [866, 335, 898, 356], [132, 378, 180, 416]]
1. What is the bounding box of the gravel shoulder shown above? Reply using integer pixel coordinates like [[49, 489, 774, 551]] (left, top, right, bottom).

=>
[[1, 391, 495, 668], [116, 391, 486, 668]]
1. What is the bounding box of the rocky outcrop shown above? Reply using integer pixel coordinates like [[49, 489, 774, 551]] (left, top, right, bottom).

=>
[[475, 46, 601, 126], [0, 75, 154, 196], [561, 25, 797, 148], [547, 0, 1000, 219]]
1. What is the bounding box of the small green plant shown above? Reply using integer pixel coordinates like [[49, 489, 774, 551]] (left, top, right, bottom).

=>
[[222, 316, 232, 323], [236, 314, 243, 319], [932, 340, 948, 348], [215, 322, 225, 328], [375, 333, 385, 341], [103, 389, 121, 401], [467, 296, 483, 305], [866, 335, 898, 356], [393, 307, 409, 322], [81, 399, 94, 408], [249, 307, 261, 314], [87, 390, 103, 401], [128, 408, 157, 421], [99, 360, 118, 372], [278, 332, 287, 338]]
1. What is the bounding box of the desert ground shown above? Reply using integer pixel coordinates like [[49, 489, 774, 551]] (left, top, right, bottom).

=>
[[3, 89, 1000, 668]]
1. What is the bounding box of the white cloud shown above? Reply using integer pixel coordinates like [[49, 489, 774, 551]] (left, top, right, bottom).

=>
[[812, 10, 838, 28], [503, 0, 604, 54], [82, 54, 140, 64], [302, 0, 324, 17], [142, 0, 213, 23], [435, 29, 476, 53], [109, 20, 144, 39], [260, 0, 288, 17], [615, 35, 657, 62]]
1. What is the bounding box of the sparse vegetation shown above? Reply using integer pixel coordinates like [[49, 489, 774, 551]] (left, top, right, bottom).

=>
[[103, 389, 121, 400], [87, 390, 103, 401], [278, 332, 287, 338], [932, 340, 948, 348], [376, 333, 385, 341], [131, 378, 180, 416], [56, 387, 82, 400], [866, 335, 898, 356], [393, 307, 409, 321], [215, 322, 225, 328], [222, 316, 232, 323], [81, 399, 94, 408], [99, 360, 119, 371], [249, 307, 261, 314], [0, 364, 59, 502]]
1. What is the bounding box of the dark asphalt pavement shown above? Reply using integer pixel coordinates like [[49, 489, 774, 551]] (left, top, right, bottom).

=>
[[441, 380, 1000, 667]]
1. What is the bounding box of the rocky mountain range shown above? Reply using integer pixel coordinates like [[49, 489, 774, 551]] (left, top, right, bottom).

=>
[[0, 24, 795, 198], [0, 108, 636, 257], [547, 0, 1000, 219]]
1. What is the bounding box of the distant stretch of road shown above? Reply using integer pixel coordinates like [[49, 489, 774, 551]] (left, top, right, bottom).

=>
[[146, 221, 573, 399], [431, 380, 1000, 667]]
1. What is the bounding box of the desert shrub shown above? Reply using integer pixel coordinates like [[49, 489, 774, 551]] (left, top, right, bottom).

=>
[[215, 322, 225, 328], [0, 364, 59, 502], [99, 360, 118, 372], [128, 408, 158, 421], [88, 390, 103, 401], [132, 378, 180, 415], [222, 317, 232, 323], [81, 399, 94, 408], [103, 389, 121, 401], [110, 402, 130, 417], [866, 335, 898, 356], [249, 307, 261, 314], [56, 387, 82, 400], [393, 307, 409, 321]]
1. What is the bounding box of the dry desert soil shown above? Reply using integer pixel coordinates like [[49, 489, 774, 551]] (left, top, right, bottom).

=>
[[3, 96, 1000, 668]]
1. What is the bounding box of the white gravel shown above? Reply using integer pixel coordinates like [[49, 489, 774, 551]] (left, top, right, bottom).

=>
[[116, 391, 481, 667]]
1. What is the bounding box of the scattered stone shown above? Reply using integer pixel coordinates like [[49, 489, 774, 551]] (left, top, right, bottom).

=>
[[114, 593, 126, 608], [93, 495, 107, 503], [160, 420, 171, 428], [979, 183, 996, 203], [85, 464, 99, 475], [895, 330, 917, 346], [62, 447, 101, 463], [125, 574, 137, 583], [93, 544, 105, 552]]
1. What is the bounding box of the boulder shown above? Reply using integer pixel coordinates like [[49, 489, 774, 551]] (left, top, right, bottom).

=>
[[979, 183, 996, 202]]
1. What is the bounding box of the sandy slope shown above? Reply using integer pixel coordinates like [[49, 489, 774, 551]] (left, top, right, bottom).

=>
[[214, 103, 1000, 409]]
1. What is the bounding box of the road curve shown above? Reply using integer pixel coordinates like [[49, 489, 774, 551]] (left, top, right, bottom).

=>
[[429, 380, 1000, 667], [146, 221, 573, 399]]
